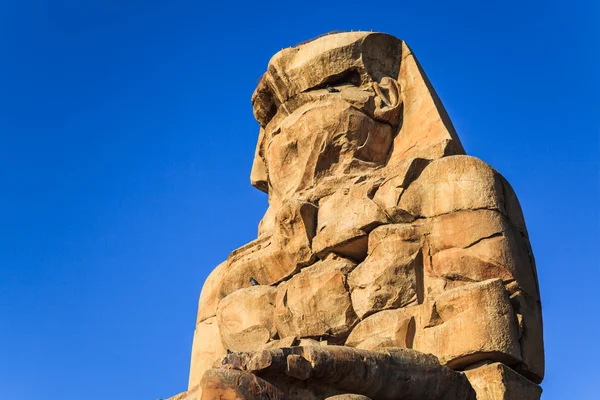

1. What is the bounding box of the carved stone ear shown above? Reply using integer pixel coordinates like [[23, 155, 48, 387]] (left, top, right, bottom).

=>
[[250, 128, 269, 193], [373, 77, 403, 126]]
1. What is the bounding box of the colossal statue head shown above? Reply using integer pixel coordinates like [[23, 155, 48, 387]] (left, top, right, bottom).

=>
[[250, 32, 464, 201]]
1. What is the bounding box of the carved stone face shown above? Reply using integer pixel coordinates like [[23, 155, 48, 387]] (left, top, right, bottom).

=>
[[264, 97, 394, 200], [250, 33, 409, 203]]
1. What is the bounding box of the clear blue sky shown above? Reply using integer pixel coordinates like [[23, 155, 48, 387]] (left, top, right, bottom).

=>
[[0, 1, 597, 399]]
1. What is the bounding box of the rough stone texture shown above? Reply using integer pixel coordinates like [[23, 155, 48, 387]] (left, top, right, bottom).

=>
[[424, 208, 540, 301], [219, 200, 317, 298], [391, 42, 465, 161], [167, 31, 544, 400], [200, 346, 476, 400], [217, 286, 278, 352], [274, 255, 357, 340], [313, 182, 389, 262], [413, 279, 522, 369], [264, 99, 394, 202], [464, 362, 542, 400], [345, 307, 416, 350], [510, 291, 545, 383], [398, 155, 503, 218], [348, 224, 423, 318], [259, 336, 297, 350], [200, 368, 286, 400], [196, 261, 228, 324], [166, 390, 197, 400], [188, 317, 225, 392]]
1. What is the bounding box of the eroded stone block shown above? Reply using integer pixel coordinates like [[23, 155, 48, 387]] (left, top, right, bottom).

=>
[[345, 307, 416, 350], [348, 224, 423, 318], [313, 182, 388, 262], [510, 291, 545, 383], [399, 156, 504, 218], [217, 286, 277, 352], [188, 317, 225, 391], [414, 279, 521, 369], [464, 362, 542, 400], [423, 209, 540, 301], [274, 255, 357, 339], [219, 200, 317, 297], [202, 346, 476, 400], [196, 261, 229, 324]]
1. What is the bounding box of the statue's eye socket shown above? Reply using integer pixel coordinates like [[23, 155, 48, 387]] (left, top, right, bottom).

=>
[[302, 68, 363, 94], [319, 68, 362, 88]]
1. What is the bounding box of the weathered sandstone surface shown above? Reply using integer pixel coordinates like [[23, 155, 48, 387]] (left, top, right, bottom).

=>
[[168, 31, 543, 400]]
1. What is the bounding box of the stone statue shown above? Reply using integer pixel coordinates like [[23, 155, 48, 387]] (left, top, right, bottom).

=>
[[168, 32, 544, 400]]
